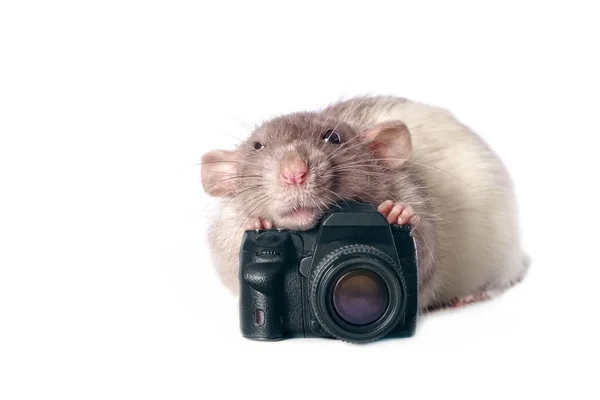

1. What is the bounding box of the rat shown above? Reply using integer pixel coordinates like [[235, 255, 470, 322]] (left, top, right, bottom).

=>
[[200, 95, 529, 312]]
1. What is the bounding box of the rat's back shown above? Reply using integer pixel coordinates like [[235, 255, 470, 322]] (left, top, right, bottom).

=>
[[324, 96, 529, 307]]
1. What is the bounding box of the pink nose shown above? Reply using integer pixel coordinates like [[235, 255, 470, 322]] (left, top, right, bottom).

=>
[[282, 170, 306, 185], [281, 160, 308, 185]]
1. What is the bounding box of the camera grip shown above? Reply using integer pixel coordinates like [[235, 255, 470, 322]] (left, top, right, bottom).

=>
[[239, 262, 285, 341]]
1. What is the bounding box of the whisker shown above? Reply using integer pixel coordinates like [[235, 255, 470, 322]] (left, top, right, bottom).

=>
[[230, 118, 256, 134], [204, 175, 263, 190], [213, 185, 265, 230], [220, 184, 264, 209], [320, 187, 351, 209], [369, 157, 472, 186], [327, 156, 471, 187], [197, 159, 273, 173], [327, 142, 362, 161], [234, 197, 272, 235], [223, 193, 270, 249], [414, 226, 436, 264], [232, 136, 277, 163]]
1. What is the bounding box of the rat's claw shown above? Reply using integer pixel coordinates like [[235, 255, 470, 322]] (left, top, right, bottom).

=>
[[377, 201, 419, 228], [397, 205, 416, 225], [406, 214, 420, 229], [246, 217, 274, 231]]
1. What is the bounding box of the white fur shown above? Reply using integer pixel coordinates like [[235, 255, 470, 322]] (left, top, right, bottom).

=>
[[339, 97, 529, 305]]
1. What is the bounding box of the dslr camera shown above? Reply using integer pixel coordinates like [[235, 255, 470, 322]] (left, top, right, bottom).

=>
[[238, 201, 418, 343]]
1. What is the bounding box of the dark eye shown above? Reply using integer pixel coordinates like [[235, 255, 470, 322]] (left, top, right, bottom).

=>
[[253, 142, 265, 150], [322, 129, 341, 144]]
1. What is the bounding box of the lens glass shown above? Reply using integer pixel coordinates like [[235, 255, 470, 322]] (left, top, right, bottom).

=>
[[332, 269, 389, 325]]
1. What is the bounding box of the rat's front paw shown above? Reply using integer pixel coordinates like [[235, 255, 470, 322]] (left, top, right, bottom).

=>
[[245, 217, 274, 231], [377, 200, 420, 228]]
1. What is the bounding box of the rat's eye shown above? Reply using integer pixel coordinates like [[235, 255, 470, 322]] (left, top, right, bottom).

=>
[[322, 129, 341, 144], [253, 142, 265, 150]]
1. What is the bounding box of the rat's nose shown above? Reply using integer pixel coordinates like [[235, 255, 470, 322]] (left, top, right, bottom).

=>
[[282, 170, 306, 185], [281, 153, 308, 185]]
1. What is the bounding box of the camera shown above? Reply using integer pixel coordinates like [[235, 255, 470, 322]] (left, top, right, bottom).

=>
[[238, 201, 418, 343]]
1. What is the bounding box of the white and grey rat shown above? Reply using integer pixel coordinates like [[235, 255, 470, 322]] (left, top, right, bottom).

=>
[[200, 95, 529, 312]]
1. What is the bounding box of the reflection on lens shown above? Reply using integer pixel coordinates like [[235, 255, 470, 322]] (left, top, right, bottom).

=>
[[333, 269, 389, 325]]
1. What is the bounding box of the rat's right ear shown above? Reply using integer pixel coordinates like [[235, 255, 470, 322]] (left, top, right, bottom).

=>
[[363, 120, 412, 168], [201, 149, 238, 197]]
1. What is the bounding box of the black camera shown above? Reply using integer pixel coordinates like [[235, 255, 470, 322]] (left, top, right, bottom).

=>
[[238, 201, 418, 343]]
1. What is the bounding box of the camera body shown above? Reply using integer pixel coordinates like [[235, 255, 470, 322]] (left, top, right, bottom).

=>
[[239, 201, 419, 343]]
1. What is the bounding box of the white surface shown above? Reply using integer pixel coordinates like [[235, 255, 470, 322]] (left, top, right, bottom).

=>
[[1, 1, 599, 399]]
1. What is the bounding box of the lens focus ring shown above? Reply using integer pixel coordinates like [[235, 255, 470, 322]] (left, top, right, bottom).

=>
[[309, 244, 407, 344]]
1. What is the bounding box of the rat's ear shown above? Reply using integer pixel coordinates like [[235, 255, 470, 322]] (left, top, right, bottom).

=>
[[363, 120, 412, 168], [201, 149, 238, 197]]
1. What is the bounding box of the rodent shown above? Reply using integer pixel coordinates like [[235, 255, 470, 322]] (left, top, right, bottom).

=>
[[200, 95, 529, 312]]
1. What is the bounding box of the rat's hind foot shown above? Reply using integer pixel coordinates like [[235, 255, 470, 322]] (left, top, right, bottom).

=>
[[377, 200, 420, 228], [444, 291, 492, 309], [425, 272, 530, 313], [423, 290, 493, 313], [245, 217, 274, 231]]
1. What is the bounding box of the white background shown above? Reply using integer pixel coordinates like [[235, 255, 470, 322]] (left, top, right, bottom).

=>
[[1, 1, 599, 399]]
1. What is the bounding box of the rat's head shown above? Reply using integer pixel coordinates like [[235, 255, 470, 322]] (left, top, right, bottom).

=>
[[201, 112, 412, 230]]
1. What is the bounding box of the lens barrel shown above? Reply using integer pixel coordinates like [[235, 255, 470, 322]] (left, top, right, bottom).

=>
[[309, 244, 407, 343]]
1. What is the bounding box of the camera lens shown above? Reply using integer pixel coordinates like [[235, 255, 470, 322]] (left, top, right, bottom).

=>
[[310, 245, 407, 343], [333, 269, 389, 325]]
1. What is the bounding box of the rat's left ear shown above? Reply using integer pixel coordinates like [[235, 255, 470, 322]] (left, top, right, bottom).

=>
[[363, 120, 412, 168]]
